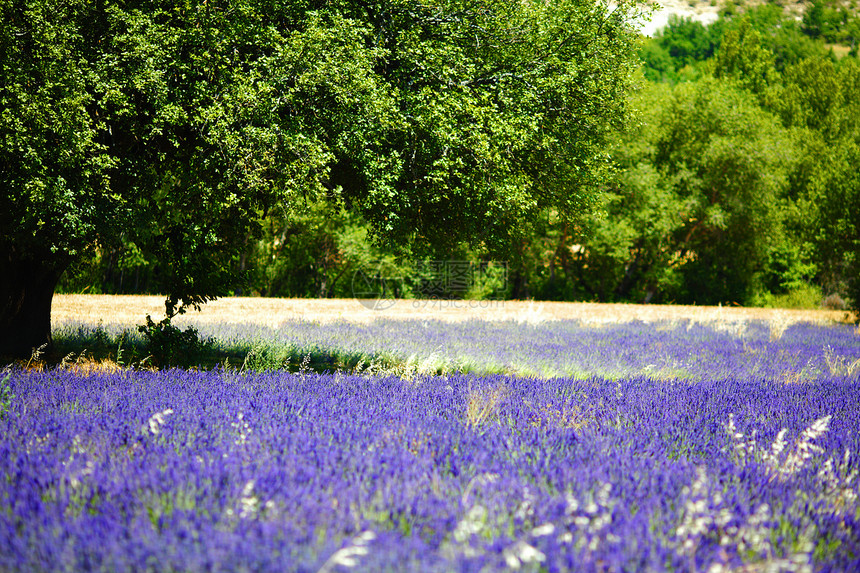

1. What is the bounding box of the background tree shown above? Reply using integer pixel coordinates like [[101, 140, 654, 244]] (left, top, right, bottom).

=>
[[573, 78, 799, 304], [639, 15, 719, 83], [1, 0, 645, 356], [775, 57, 860, 307], [529, 3, 859, 313]]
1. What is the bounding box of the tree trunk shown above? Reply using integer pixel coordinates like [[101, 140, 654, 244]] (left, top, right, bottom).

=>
[[0, 254, 64, 358]]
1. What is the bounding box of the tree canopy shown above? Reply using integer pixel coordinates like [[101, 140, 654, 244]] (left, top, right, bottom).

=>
[[576, 79, 799, 304], [584, 7, 860, 310], [1, 0, 645, 356]]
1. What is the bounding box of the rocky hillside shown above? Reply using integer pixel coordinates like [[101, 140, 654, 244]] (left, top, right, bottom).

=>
[[638, 0, 722, 35], [638, 0, 821, 36]]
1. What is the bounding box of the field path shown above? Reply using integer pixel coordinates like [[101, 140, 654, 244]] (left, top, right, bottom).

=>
[[52, 294, 851, 329]]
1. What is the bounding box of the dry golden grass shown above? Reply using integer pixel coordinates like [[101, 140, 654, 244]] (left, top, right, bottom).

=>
[[52, 294, 854, 330], [827, 43, 854, 59], [63, 358, 127, 375], [465, 382, 509, 428], [18, 350, 127, 374]]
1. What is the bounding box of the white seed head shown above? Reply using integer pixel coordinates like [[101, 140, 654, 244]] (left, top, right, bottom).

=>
[[146, 408, 174, 435], [531, 523, 555, 537]]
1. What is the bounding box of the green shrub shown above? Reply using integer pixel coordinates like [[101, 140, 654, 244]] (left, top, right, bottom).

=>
[[138, 316, 212, 367], [0, 372, 13, 420], [751, 282, 823, 309], [821, 293, 848, 310]]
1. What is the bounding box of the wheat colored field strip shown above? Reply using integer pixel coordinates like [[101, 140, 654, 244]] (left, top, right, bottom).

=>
[[52, 294, 852, 329]]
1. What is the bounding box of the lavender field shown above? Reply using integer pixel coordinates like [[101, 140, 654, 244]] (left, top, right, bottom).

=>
[[2, 318, 860, 571]]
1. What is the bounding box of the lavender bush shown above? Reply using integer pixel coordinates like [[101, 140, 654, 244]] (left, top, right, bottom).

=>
[[2, 360, 859, 571]]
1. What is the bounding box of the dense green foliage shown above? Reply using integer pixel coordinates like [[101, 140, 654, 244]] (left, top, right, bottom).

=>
[[8, 0, 860, 320], [2, 0, 645, 355], [620, 2, 859, 309], [114, 0, 856, 313], [574, 78, 800, 304]]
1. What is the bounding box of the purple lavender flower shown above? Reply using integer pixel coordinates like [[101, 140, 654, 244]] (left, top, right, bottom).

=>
[[2, 356, 859, 571]]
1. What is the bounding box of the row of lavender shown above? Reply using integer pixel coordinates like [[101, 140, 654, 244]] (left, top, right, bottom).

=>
[[54, 318, 860, 380], [183, 318, 860, 381], [2, 364, 859, 571]]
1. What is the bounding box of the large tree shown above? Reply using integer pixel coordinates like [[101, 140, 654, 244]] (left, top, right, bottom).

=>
[[1, 0, 644, 356]]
